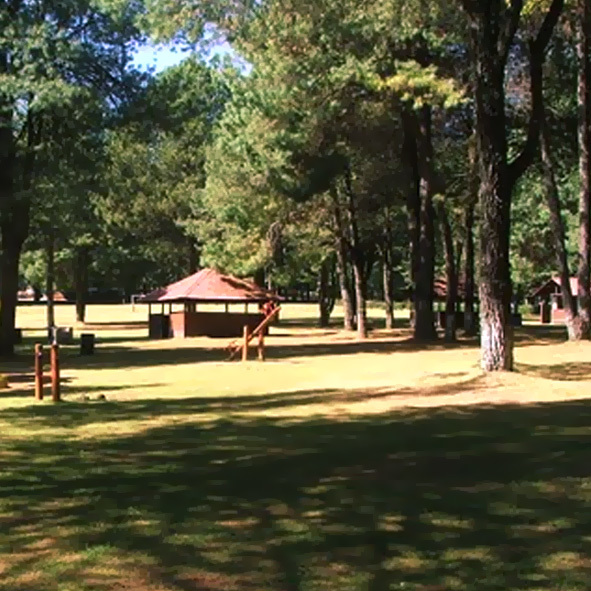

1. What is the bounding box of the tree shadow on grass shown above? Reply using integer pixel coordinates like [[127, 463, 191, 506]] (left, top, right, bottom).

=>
[[0, 374, 488, 428], [513, 324, 567, 346], [1, 369, 163, 399], [2, 398, 591, 590], [517, 361, 591, 381], [5, 325, 566, 373], [51, 336, 480, 371]]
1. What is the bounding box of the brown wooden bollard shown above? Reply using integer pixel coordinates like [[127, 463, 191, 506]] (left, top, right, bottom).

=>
[[34, 343, 44, 400], [50, 343, 60, 402], [257, 331, 265, 361], [242, 325, 249, 362]]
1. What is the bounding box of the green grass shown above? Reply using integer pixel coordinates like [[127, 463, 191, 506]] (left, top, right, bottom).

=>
[[1, 304, 591, 590], [2, 399, 591, 590]]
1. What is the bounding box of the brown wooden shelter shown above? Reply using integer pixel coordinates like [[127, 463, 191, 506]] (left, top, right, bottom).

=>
[[529, 276, 579, 323], [141, 268, 281, 338]]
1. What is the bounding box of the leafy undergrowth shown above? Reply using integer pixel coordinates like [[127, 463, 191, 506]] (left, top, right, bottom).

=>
[[1, 398, 591, 591]]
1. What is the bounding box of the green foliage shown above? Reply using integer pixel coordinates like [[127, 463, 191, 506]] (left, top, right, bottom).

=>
[[96, 56, 233, 288]]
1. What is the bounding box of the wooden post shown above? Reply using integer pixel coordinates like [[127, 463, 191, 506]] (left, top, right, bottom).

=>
[[34, 343, 44, 401], [257, 331, 265, 361], [50, 343, 60, 402], [242, 325, 249, 362]]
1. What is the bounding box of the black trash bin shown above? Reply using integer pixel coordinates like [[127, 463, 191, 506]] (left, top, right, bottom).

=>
[[80, 333, 95, 355], [12, 328, 22, 345], [149, 314, 171, 339]]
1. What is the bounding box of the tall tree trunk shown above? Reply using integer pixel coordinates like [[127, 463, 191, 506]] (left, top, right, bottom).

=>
[[540, 111, 580, 338], [0, 82, 39, 355], [0, 238, 20, 356], [0, 200, 29, 357], [331, 186, 356, 331], [0, 79, 20, 355], [464, 136, 478, 336], [576, 0, 591, 335], [335, 243, 355, 331], [462, 0, 564, 370], [343, 164, 368, 340], [403, 110, 421, 330], [463, 202, 477, 335], [74, 247, 89, 324], [318, 255, 335, 327], [46, 233, 56, 339], [383, 251, 394, 329], [413, 107, 437, 341], [438, 201, 458, 342], [352, 259, 367, 339], [470, 13, 513, 370]]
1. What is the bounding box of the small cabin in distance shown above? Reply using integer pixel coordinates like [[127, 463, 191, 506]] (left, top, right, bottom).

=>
[[529, 276, 579, 323]]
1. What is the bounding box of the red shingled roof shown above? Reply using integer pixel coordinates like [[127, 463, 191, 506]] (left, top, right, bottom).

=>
[[530, 276, 579, 299], [142, 268, 280, 303]]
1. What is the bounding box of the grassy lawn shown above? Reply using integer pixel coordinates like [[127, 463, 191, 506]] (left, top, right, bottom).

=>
[[1, 304, 591, 590]]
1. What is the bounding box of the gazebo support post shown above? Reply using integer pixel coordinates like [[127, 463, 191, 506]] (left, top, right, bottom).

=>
[[257, 331, 265, 361], [242, 325, 249, 362]]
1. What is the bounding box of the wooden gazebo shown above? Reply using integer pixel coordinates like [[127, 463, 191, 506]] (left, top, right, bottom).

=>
[[141, 268, 281, 339]]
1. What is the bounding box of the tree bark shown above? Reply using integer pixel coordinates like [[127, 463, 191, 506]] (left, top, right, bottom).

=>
[[0, 239, 20, 356], [74, 247, 89, 324], [438, 201, 458, 342], [576, 0, 591, 335], [331, 186, 356, 331], [383, 252, 395, 329], [352, 259, 367, 339], [403, 110, 421, 330], [539, 110, 581, 338], [413, 107, 437, 342], [0, 166, 28, 356], [0, 82, 38, 355], [335, 242, 355, 330], [462, 0, 564, 370], [0, 72, 19, 355], [46, 233, 56, 339], [343, 164, 368, 340], [463, 201, 477, 335], [318, 255, 335, 327]]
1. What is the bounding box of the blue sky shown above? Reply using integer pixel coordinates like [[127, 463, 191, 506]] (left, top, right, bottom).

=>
[[132, 42, 237, 73], [132, 44, 186, 72]]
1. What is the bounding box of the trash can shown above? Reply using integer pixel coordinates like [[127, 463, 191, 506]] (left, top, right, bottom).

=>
[[149, 314, 171, 339], [12, 328, 22, 345], [80, 333, 95, 355]]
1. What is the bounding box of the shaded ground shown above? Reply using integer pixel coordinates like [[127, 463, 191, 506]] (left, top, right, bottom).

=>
[[1, 398, 591, 590]]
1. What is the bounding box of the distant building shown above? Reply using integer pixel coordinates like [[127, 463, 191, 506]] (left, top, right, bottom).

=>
[[529, 276, 579, 323]]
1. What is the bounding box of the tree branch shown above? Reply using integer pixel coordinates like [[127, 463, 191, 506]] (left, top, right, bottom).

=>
[[508, 0, 564, 189], [498, 0, 523, 65]]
